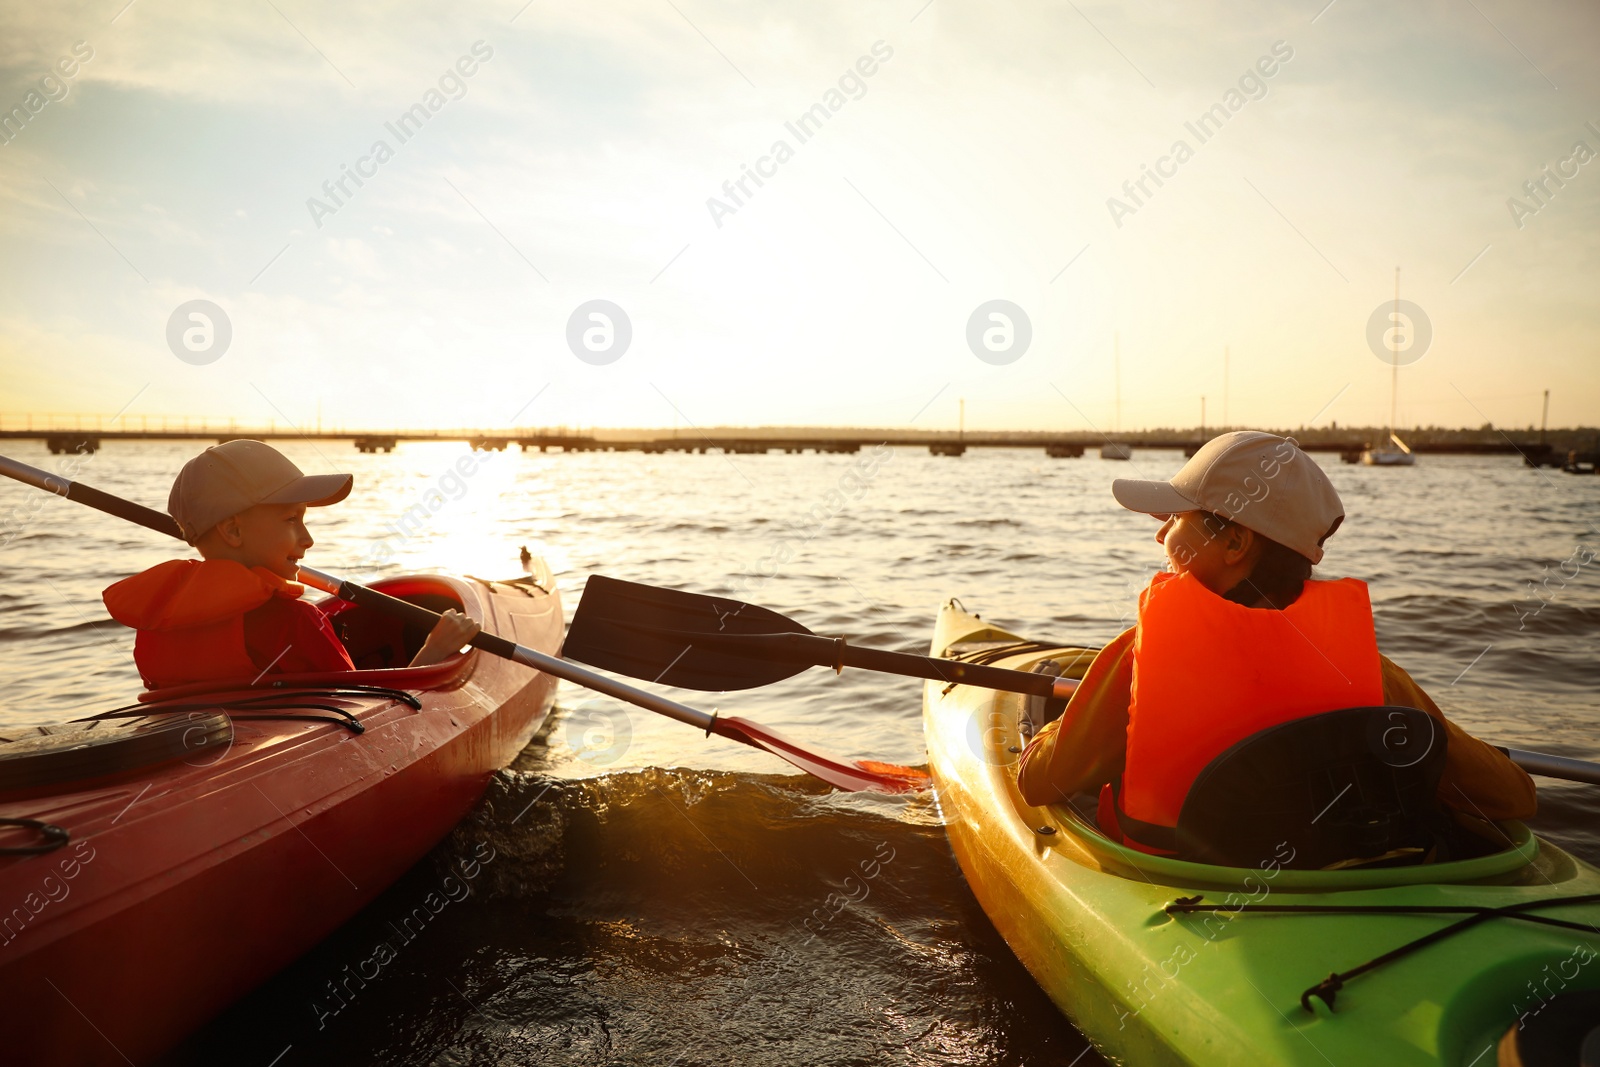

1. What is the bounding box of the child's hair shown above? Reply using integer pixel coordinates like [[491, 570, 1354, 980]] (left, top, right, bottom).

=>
[[1198, 511, 1314, 609]]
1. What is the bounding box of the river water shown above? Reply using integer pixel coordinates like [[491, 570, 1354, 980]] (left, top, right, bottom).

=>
[[1, 439, 1596, 1065]]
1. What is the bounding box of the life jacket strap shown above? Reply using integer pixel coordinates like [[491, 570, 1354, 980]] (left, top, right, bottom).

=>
[[1109, 779, 1179, 855]]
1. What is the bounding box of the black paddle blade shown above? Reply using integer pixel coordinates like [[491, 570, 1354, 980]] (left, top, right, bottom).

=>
[[564, 575, 821, 691]]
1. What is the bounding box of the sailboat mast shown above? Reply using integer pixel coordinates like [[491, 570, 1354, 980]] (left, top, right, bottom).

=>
[[1224, 345, 1230, 430], [1114, 333, 1122, 434], [1390, 267, 1400, 437]]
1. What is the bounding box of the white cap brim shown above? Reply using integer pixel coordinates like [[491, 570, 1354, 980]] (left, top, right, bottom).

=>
[[261, 472, 353, 510], [1111, 478, 1199, 517]]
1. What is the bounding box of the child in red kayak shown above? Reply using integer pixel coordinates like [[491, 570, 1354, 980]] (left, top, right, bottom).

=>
[[103, 440, 478, 690]]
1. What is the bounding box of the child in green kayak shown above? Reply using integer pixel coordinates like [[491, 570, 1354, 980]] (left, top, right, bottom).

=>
[[1017, 431, 1535, 856], [103, 440, 478, 690]]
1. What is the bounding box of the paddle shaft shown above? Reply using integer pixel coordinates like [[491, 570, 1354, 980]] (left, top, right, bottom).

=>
[[0, 451, 715, 731], [295, 566, 715, 732], [667, 629, 1080, 700], [1504, 748, 1600, 787], [564, 576, 1082, 699], [0, 453, 185, 540]]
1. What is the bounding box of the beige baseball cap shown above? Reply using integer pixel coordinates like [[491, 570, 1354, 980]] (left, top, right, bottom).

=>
[[1111, 431, 1344, 564], [168, 440, 352, 544]]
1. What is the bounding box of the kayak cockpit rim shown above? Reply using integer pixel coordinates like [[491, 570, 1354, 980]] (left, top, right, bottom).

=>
[[934, 601, 1546, 892], [1041, 797, 1542, 891]]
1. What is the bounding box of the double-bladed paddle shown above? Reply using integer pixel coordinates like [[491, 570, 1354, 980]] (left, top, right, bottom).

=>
[[0, 453, 927, 795], [564, 574, 1600, 789], [564, 574, 1083, 699]]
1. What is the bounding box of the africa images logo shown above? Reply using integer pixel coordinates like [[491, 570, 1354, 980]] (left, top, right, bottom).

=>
[[1365, 299, 1432, 366], [1105, 41, 1293, 228], [0, 41, 94, 149], [305, 42, 495, 229], [166, 299, 233, 365], [705, 41, 894, 228]]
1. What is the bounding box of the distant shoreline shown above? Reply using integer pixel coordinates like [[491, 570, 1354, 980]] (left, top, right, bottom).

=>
[[4, 422, 1595, 462], [2, 419, 1594, 450], [527, 424, 1600, 450]]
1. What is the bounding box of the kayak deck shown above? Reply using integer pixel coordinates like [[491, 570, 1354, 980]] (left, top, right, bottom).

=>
[[923, 600, 1600, 1066], [0, 570, 561, 1066]]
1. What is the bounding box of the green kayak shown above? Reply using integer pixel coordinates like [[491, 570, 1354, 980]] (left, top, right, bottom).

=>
[[922, 599, 1600, 1066]]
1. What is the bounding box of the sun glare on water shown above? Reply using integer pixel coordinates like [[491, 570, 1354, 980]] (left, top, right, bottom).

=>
[[341, 441, 546, 581]]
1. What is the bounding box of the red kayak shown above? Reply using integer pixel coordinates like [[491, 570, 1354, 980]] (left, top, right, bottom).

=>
[[0, 569, 561, 1066]]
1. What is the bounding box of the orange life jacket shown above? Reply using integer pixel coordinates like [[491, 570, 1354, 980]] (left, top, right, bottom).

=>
[[102, 559, 310, 690], [1116, 570, 1385, 850]]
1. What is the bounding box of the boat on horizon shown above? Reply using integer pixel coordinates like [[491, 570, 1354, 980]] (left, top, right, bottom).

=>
[[1364, 268, 1419, 468], [1103, 334, 1131, 460], [1361, 431, 1416, 466]]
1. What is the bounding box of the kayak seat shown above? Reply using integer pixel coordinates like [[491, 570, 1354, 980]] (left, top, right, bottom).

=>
[[1173, 705, 1457, 870], [320, 585, 466, 671], [1021, 659, 1069, 739]]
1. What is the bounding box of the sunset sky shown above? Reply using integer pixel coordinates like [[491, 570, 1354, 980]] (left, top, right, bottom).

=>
[[1, 0, 1596, 433]]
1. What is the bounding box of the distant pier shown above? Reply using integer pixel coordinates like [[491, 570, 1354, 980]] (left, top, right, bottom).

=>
[[0, 422, 1567, 466]]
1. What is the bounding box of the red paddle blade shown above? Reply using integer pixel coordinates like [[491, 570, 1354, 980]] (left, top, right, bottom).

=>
[[711, 715, 931, 794]]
